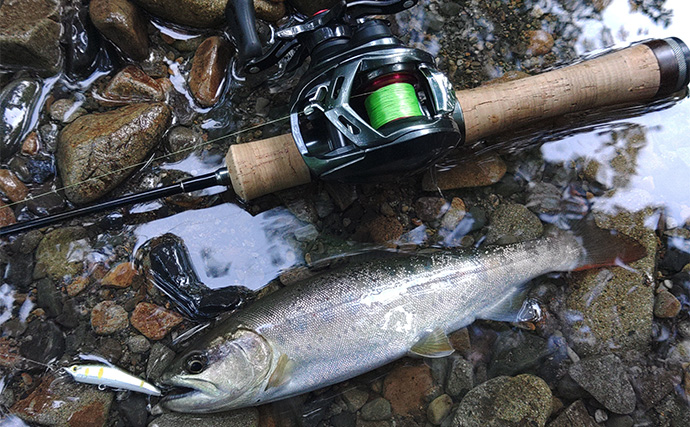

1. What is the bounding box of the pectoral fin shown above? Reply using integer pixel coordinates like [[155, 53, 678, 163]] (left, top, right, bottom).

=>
[[477, 285, 541, 323], [266, 353, 295, 390], [409, 328, 455, 358]]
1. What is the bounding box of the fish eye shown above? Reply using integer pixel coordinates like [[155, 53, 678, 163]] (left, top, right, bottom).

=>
[[185, 353, 208, 374]]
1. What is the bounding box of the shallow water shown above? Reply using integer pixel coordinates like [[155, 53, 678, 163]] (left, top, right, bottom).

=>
[[1, 0, 690, 426]]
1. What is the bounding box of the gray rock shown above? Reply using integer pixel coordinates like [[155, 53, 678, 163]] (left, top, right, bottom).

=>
[[0, 78, 41, 161], [148, 407, 260, 427], [360, 397, 392, 421], [451, 374, 552, 426], [628, 365, 677, 409], [324, 181, 357, 211], [19, 319, 65, 364], [165, 126, 203, 162], [39, 123, 59, 153], [55, 298, 80, 329], [90, 0, 149, 61], [57, 102, 172, 204], [118, 394, 149, 427], [446, 356, 474, 399], [606, 414, 634, 427], [548, 400, 598, 427], [36, 277, 63, 318], [33, 227, 90, 281], [341, 387, 369, 412], [0, 0, 62, 74], [127, 335, 151, 354], [654, 393, 690, 426], [146, 342, 176, 381], [427, 394, 453, 425], [488, 332, 552, 378], [568, 355, 635, 414], [331, 411, 356, 427], [5, 251, 34, 291], [294, 224, 319, 242], [485, 203, 543, 245], [49, 98, 86, 123]]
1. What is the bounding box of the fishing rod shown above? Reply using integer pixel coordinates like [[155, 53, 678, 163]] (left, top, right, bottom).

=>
[[1, 0, 689, 237]]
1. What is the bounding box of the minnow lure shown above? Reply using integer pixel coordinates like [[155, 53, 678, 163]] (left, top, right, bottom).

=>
[[64, 364, 161, 396]]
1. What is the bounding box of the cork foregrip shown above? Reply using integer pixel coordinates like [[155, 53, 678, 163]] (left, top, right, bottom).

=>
[[225, 133, 311, 200], [457, 44, 661, 143]]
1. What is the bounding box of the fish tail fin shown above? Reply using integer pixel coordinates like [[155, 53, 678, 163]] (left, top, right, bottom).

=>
[[570, 221, 647, 271]]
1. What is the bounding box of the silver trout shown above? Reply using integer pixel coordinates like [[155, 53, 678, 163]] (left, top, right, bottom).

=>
[[158, 224, 644, 413]]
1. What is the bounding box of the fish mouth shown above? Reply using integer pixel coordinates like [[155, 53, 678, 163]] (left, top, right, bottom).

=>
[[158, 375, 221, 405]]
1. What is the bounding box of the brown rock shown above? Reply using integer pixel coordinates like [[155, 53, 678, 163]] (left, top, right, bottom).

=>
[[91, 300, 129, 335], [440, 197, 466, 230], [102, 262, 140, 288], [255, 0, 286, 22], [67, 276, 89, 297], [654, 289, 681, 318], [549, 400, 598, 427], [21, 131, 40, 155], [57, 102, 172, 204], [525, 30, 554, 56], [132, 0, 227, 27], [130, 302, 182, 340], [97, 65, 164, 106], [0, 200, 16, 227], [414, 197, 448, 222], [0, 338, 20, 368], [189, 36, 232, 107], [368, 215, 403, 244], [90, 0, 149, 61], [0, 169, 29, 202], [422, 154, 506, 191], [449, 328, 471, 356], [383, 364, 434, 416]]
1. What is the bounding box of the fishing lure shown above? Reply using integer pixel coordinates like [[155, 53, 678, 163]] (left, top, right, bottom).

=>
[[63, 364, 161, 396]]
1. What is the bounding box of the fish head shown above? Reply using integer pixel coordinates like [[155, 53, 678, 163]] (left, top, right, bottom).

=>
[[159, 328, 273, 412]]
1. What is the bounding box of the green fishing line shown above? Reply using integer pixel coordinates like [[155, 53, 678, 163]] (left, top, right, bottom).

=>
[[365, 83, 423, 129]]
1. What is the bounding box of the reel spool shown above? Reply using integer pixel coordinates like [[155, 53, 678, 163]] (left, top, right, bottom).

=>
[[363, 73, 423, 130]]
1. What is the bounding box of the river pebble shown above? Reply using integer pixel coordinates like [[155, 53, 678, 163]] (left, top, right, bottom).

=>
[[165, 126, 204, 162], [342, 387, 369, 412], [525, 30, 554, 56], [440, 197, 466, 230], [49, 98, 86, 123], [0, 169, 28, 203], [21, 131, 40, 156], [133, 0, 226, 27], [127, 334, 151, 353], [360, 397, 392, 421], [451, 374, 552, 426], [10, 374, 113, 427], [57, 102, 172, 204], [488, 332, 551, 378], [118, 394, 149, 427], [628, 364, 677, 409], [5, 251, 34, 291], [414, 197, 448, 222], [0, 201, 15, 227], [64, 4, 102, 78], [146, 342, 175, 380], [130, 302, 182, 340], [653, 289, 681, 318], [485, 203, 543, 245], [189, 36, 233, 107], [254, 0, 286, 22], [568, 354, 636, 414], [33, 226, 90, 281], [98, 65, 165, 106], [422, 154, 506, 190], [102, 262, 141, 288], [36, 277, 62, 318], [368, 215, 403, 244], [446, 356, 473, 399], [90, 0, 149, 61], [548, 400, 598, 426], [0, 0, 62, 73], [19, 319, 65, 364], [383, 364, 434, 416], [427, 394, 453, 425], [91, 301, 130, 335], [0, 78, 40, 162]]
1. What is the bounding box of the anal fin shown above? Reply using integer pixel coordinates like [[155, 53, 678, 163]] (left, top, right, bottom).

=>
[[409, 328, 454, 358]]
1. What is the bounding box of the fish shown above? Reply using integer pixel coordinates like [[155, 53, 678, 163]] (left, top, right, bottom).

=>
[[64, 364, 162, 396], [158, 223, 645, 413]]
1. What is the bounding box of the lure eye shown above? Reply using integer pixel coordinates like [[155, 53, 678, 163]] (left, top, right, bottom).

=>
[[185, 354, 207, 374]]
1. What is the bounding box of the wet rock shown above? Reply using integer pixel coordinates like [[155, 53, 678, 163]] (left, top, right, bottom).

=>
[[57, 102, 172, 204], [661, 229, 690, 272], [383, 364, 434, 416], [325, 181, 358, 211], [294, 224, 319, 242], [342, 387, 369, 412], [526, 182, 563, 215], [449, 328, 471, 356], [331, 412, 356, 427], [564, 210, 655, 357], [19, 319, 65, 364], [130, 302, 182, 340], [56, 298, 80, 329], [361, 397, 392, 421], [91, 300, 129, 335], [427, 394, 453, 425], [102, 262, 141, 288], [10, 374, 113, 427], [654, 289, 681, 318], [118, 394, 149, 427], [488, 332, 552, 378], [525, 30, 554, 56], [49, 98, 86, 123], [368, 215, 403, 244], [446, 356, 473, 399], [254, 0, 286, 22], [0, 78, 40, 161], [165, 126, 203, 162], [39, 123, 60, 153], [5, 251, 34, 291], [34, 227, 90, 281], [27, 183, 66, 216], [189, 36, 233, 107], [0, 0, 62, 74], [451, 374, 552, 426], [485, 203, 543, 245], [440, 197, 466, 230], [133, 0, 226, 27], [127, 335, 151, 354], [628, 365, 678, 410], [67, 276, 88, 297], [21, 131, 40, 155], [548, 400, 598, 427], [414, 197, 448, 222], [148, 407, 260, 426], [422, 154, 506, 191], [97, 65, 165, 106], [568, 355, 635, 414], [146, 342, 175, 381], [36, 277, 63, 318], [0, 201, 16, 227], [64, 4, 102, 78], [90, 0, 149, 61], [654, 393, 690, 426], [0, 169, 29, 202]]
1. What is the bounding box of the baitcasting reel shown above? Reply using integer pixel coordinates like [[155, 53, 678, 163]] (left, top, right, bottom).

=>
[[228, 0, 464, 180]]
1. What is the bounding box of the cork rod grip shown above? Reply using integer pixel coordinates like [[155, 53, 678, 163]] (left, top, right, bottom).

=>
[[457, 43, 663, 143], [225, 133, 310, 200]]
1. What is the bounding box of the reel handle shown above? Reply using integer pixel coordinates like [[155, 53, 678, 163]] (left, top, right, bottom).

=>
[[225, 39, 689, 200], [225, 0, 262, 64]]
